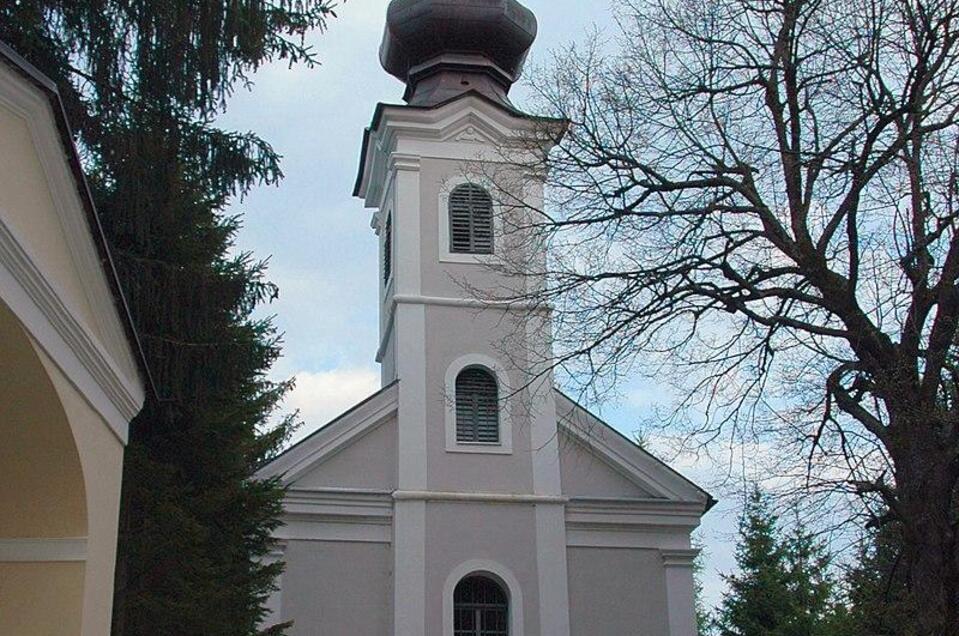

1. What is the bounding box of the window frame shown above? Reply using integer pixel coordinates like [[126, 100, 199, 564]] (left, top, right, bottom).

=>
[[443, 562, 524, 636], [382, 211, 393, 288], [453, 575, 510, 636], [444, 354, 512, 455], [438, 176, 503, 265], [448, 183, 495, 256], [454, 366, 500, 444]]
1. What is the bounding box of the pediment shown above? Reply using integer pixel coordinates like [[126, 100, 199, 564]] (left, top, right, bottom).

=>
[[258, 382, 399, 486], [555, 390, 712, 506], [0, 50, 145, 440]]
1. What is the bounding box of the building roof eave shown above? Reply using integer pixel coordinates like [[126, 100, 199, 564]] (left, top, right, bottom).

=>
[[352, 90, 568, 200], [0, 40, 158, 405]]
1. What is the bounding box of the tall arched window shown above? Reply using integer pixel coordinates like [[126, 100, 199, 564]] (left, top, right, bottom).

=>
[[454, 575, 509, 636], [449, 184, 494, 254], [383, 213, 392, 285], [455, 367, 499, 444]]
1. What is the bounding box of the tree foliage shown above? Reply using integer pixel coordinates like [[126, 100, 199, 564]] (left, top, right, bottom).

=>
[[492, 0, 959, 631], [0, 1, 336, 633], [841, 523, 918, 635], [715, 487, 836, 636]]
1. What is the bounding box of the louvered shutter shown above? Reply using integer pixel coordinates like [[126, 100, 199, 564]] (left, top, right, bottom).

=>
[[383, 214, 392, 285], [455, 367, 500, 443], [449, 184, 494, 254]]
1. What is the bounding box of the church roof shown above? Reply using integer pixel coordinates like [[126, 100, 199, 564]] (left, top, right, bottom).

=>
[[380, 0, 538, 107]]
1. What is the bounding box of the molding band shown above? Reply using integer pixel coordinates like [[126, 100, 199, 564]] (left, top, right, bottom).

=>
[[661, 549, 700, 567], [0, 537, 87, 562], [393, 490, 568, 504]]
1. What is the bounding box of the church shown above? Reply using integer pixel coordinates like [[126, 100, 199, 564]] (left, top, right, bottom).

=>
[[257, 1, 714, 634]]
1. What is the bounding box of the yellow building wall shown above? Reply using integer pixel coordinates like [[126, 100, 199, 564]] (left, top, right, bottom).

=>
[[0, 105, 99, 335], [0, 563, 85, 636], [0, 59, 141, 635]]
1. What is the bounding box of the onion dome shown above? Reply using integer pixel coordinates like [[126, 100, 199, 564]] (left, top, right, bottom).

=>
[[379, 0, 538, 107]]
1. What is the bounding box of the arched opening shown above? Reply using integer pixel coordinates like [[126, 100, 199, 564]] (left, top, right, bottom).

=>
[[454, 574, 510, 636], [455, 366, 500, 444], [0, 299, 87, 634]]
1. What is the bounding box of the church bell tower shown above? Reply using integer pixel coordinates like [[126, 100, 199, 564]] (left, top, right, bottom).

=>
[[354, 1, 573, 634]]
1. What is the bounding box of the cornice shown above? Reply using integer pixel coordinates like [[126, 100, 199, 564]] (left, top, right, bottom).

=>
[[566, 497, 704, 531], [661, 549, 700, 567], [283, 487, 394, 522]]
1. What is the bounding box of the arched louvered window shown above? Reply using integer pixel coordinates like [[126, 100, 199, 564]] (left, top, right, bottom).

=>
[[449, 184, 494, 254], [383, 213, 392, 285], [455, 367, 499, 444], [454, 575, 509, 636]]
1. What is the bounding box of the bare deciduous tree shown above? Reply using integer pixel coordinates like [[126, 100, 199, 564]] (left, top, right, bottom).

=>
[[488, 0, 959, 632]]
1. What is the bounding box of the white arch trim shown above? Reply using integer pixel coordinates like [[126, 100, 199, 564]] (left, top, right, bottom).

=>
[[444, 353, 513, 455], [443, 559, 524, 636]]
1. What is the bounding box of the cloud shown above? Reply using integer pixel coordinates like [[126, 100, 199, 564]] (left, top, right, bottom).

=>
[[284, 367, 380, 442]]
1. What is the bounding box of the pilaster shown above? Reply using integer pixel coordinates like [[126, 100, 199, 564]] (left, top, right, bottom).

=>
[[388, 153, 430, 633], [662, 549, 700, 636]]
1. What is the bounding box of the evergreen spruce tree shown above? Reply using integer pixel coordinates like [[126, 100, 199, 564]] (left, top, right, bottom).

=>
[[716, 487, 839, 636], [0, 2, 337, 634], [843, 523, 918, 636], [781, 519, 837, 636], [716, 487, 795, 636]]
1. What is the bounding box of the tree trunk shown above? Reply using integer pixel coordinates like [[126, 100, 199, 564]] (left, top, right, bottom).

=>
[[890, 408, 959, 636]]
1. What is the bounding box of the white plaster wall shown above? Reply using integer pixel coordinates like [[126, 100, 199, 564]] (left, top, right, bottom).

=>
[[559, 431, 656, 499], [424, 502, 541, 636], [295, 417, 398, 490], [282, 540, 393, 636], [417, 158, 529, 302], [566, 547, 670, 636], [424, 305, 535, 494]]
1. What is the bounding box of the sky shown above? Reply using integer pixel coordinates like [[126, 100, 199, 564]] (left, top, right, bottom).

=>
[[219, 0, 742, 611]]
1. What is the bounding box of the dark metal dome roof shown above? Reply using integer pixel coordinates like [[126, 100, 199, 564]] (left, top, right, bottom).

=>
[[379, 0, 538, 107]]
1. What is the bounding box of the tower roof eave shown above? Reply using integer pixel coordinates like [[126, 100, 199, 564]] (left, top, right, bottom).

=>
[[352, 90, 568, 202]]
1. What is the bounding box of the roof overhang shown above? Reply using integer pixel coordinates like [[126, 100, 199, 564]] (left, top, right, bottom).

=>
[[0, 41, 157, 425], [353, 90, 568, 208]]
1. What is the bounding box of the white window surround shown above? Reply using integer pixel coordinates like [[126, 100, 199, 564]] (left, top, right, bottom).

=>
[[443, 560, 524, 636], [438, 175, 505, 265], [445, 353, 513, 455]]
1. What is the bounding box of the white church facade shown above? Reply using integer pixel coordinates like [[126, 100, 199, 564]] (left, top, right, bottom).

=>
[[258, 2, 714, 634]]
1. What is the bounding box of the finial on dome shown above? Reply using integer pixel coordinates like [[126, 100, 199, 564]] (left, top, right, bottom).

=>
[[379, 0, 538, 108]]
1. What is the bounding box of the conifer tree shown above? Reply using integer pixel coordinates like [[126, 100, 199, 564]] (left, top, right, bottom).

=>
[[716, 487, 794, 636], [842, 524, 918, 636], [0, 2, 336, 634], [716, 487, 838, 636], [781, 520, 837, 636]]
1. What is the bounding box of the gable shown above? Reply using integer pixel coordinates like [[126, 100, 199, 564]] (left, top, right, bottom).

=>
[[554, 390, 712, 507], [559, 429, 657, 499], [258, 382, 399, 486], [295, 414, 397, 491], [0, 49, 146, 441]]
